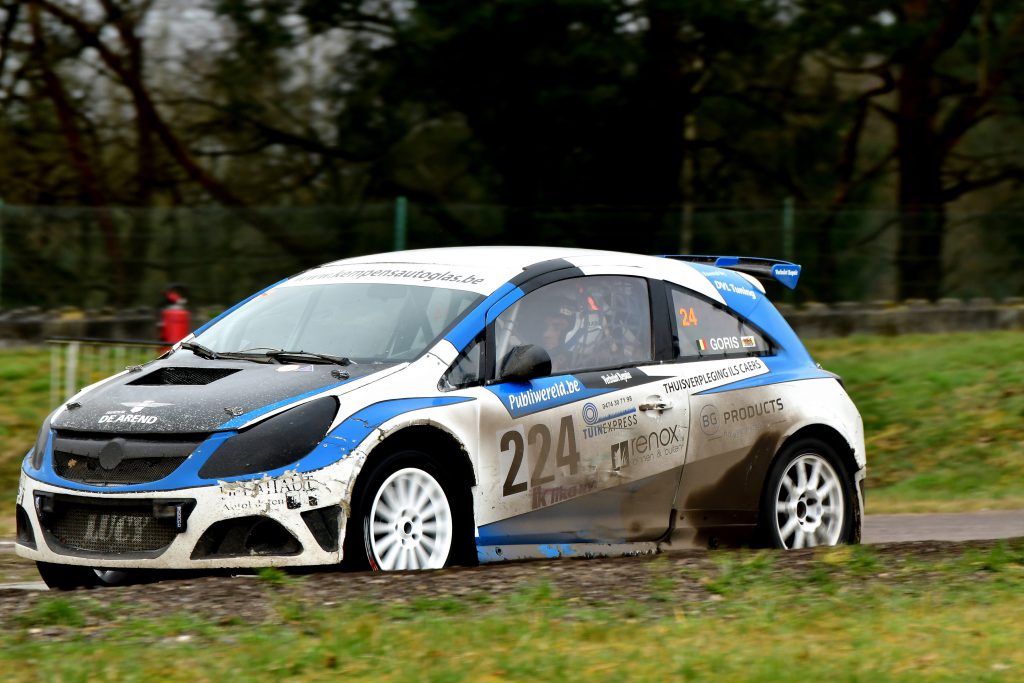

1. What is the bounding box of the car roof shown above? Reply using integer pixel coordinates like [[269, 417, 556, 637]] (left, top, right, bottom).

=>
[[303, 246, 742, 306], [327, 246, 647, 270]]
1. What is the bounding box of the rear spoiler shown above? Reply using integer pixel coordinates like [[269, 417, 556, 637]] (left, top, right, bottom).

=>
[[660, 255, 802, 290]]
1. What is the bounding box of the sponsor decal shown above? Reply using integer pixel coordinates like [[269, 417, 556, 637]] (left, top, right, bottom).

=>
[[531, 480, 597, 510], [741, 335, 757, 348], [705, 336, 741, 351], [600, 395, 633, 409], [610, 425, 686, 469], [120, 400, 172, 413], [291, 267, 485, 286], [699, 404, 720, 436], [697, 398, 786, 443], [220, 471, 329, 512], [99, 413, 158, 425], [580, 401, 638, 439], [277, 364, 315, 373], [576, 368, 656, 391], [582, 402, 636, 426], [83, 514, 149, 545], [662, 358, 767, 394], [724, 398, 784, 423], [699, 268, 730, 278], [501, 378, 585, 418], [99, 399, 172, 425], [771, 264, 801, 289], [711, 279, 757, 300]]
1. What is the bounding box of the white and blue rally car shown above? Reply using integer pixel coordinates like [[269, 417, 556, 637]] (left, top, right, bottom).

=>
[[16, 247, 865, 588]]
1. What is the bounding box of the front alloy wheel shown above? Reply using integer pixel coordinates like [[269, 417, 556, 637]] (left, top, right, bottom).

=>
[[762, 439, 854, 549], [367, 467, 453, 570]]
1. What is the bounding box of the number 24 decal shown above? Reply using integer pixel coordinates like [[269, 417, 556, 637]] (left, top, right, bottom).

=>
[[500, 416, 581, 496], [678, 306, 698, 327]]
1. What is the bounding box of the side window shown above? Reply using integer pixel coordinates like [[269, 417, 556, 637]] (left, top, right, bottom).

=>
[[668, 285, 772, 360], [494, 275, 652, 377], [441, 336, 482, 390]]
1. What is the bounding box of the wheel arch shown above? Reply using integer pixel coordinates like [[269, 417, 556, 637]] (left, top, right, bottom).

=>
[[776, 423, 859, 482], [348, 422, 477, 521], [363, 423, 476, 487]]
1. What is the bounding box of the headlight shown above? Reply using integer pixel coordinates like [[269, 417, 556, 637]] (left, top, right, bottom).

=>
[[198, 397, 338, 478], [30, 413, 54, 471]]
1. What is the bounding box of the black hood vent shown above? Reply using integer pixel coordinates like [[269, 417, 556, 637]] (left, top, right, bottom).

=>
[[128, 367, 240, 386], [51, 354, 388, 434]]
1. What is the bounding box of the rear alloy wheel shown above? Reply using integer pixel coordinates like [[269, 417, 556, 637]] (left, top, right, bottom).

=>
[[762, 439, 854, 549]]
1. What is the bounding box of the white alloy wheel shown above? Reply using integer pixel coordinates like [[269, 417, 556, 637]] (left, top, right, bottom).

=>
[[368, 467, 453, 570], [772, 453, 845, 549]]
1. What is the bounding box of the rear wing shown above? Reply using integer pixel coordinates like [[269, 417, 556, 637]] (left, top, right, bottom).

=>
[[659, 255, 802, 290]]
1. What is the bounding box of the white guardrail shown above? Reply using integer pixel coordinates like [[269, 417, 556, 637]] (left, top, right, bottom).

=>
[[46, 337, 166, 408]]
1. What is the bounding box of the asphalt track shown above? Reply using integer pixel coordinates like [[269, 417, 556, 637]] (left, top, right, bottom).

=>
[[862, 509, 1024, 543], [2, 509, 1022, 591]]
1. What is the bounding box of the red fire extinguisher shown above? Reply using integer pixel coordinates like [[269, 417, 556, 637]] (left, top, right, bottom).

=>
[[159, 287, 191, 345]]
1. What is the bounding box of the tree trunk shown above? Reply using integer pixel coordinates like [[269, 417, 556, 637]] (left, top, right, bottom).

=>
[[895, 65, 946, 301], [893, 0, 979, 300], [28, 4, 127, 304]]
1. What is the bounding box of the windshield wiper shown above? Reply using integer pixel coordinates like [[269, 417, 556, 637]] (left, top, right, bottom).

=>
[[179, 341, 219, 360], [179, 343, 277, 364], [262, 349, 352, 367]]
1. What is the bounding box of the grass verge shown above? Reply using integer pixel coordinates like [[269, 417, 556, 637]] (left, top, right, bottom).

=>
[[1, 542, 1022, 681]]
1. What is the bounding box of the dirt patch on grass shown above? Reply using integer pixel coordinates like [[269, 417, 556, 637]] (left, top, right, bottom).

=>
[[2, 538, 1020, 634]]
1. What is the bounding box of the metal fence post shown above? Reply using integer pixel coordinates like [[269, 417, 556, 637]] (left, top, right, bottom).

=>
[[49, 343, 60, 409], [394, 196, 408, 251], [0, 198, 5, 310], [782, 196, 795, 263], [782, 197, 796, 303], [64, 341, 80, 401]]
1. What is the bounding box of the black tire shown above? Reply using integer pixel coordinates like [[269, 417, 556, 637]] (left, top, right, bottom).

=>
[[343, 448, 475, 571], [759, 438, 856, 549], [36, 563, 137, 590], [36, 562, 100, 591]]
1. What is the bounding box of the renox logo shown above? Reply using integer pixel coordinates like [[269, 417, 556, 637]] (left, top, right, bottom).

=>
[[610, 425, 685, 469]]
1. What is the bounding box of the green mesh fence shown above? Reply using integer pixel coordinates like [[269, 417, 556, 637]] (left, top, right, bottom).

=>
[[0, 203, 1021, 309]]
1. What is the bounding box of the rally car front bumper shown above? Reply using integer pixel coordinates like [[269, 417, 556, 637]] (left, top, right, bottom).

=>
[[14, 456, 363, 570]]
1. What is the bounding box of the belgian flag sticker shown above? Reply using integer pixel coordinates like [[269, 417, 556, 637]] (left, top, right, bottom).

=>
[[697, 339, 708, 351]]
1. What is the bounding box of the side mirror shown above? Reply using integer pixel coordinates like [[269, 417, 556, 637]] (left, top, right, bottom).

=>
[[499, 344, 552, 382]]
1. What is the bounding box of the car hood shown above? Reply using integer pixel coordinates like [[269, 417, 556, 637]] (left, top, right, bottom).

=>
[[51, 353, 391, 435]]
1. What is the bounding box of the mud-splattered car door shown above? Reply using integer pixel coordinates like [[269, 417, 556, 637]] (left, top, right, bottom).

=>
[[654, 279, 784, 544], [467, 274, 689, 544]]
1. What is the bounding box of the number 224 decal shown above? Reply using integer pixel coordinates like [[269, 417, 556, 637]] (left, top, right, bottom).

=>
[[500, 416, 581, 497]]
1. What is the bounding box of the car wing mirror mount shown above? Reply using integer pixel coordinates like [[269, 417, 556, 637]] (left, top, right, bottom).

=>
[[499, 344, 552, 382]]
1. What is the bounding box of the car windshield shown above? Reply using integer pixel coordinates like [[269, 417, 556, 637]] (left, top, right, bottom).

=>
[[193, 282, 481, 363]]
